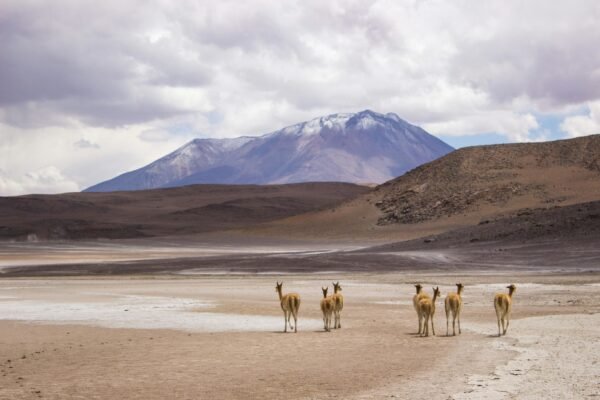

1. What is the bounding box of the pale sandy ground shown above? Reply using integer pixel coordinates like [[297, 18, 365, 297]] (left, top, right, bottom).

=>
[[1, 273, 599, 399], [0, 240, 361, 270]]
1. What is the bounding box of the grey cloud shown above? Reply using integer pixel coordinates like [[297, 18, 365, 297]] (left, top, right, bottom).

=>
[[139, 129, 171, 142], [452, 33, 600, 107], [1, 0, 599, 136], [4, 0, 600, 195], [62, 96, 191, 128], [74, 139, 100, 149], [448, 2, 600, 109], [0, 1, 211, 128], [174, 2, 305, 55]]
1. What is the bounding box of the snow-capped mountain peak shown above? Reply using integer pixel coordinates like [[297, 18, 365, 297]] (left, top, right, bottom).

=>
[[272, 110, 408, 138], [275, 112, 352, 137], [85, 110, 454, 192]]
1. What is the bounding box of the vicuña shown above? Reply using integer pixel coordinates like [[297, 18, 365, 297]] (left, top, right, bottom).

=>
[[445, 283, 464, 336], [332, 282, 344, 329], [494, 284, 516, 336], [418, 287, 440, 337], [320, 286, 335, 332], [275, 281, 301, 333]]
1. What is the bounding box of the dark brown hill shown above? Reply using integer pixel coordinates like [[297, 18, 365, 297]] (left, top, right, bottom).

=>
[[249, 135, 600, 242], [365, 199, 600, 251], [374, 134, 600, 225], [0, 183, 368, 240], [4, 136, 600, 244]]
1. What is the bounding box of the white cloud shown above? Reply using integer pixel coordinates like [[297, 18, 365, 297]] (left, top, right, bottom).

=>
[[561, 102, 600, 138], [0, 122, 195, 195], [424, 111, 540, 142], [0, 0, 599, 194], [0, 166, 79, 196]]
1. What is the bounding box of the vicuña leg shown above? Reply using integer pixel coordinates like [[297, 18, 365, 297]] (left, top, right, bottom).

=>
[[292, 311, 298, 333], [333, 311, 339, 329], [452, 313, 457, 336], [496, 313, 502, 337]]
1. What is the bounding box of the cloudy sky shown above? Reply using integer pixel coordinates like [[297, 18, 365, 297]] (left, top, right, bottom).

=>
[[1, 0, 600, 195]]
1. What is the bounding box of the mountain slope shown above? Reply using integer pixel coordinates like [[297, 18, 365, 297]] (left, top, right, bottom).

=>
[[374, 134, 600, 225], [369, 199, 600, 251], [0, 183, 368, 240], [245, 135, 600, 241], [85, 137, 254, 192], [85, 110, 453, 192]]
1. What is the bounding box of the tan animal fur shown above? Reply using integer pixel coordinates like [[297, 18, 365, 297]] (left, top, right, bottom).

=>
[[331, 282, 344, 329], [494, 284, 516, 336], [445, 283, 464, 336], [418, 287, 440, 337], [275, 281, 301, 333], [412, 284, 430, 334], [320, 287, 335, 332]]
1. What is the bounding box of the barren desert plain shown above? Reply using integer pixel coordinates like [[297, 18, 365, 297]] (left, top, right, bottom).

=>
[[2, 137, 600, 399], [5, 0, 600, 397], [1, 234, 599, 400]]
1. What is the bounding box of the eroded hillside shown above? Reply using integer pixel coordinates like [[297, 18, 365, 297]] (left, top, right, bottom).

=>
[[375, 135, 600, 225]]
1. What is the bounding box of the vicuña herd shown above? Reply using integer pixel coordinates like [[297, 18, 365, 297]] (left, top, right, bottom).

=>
[[277, 281, 516, 337]]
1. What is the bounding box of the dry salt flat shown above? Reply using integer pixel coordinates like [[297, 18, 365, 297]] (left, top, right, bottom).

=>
[[453, 313, 600, 399], [340, 279, 600, 400], [0, 284, 322, 332], [1, 275, 599, 399], [448, 282, 600, 399]]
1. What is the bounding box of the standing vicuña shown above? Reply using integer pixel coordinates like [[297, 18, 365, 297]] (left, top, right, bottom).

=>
[[332, 282, 344, 329], [413, 284, 429, 334], [275, 281, 300, 333], [494, 284, 516, 336], [418, 287, 440, 337], [320, 287, 335, 332], [445, 283, 464, 336]]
